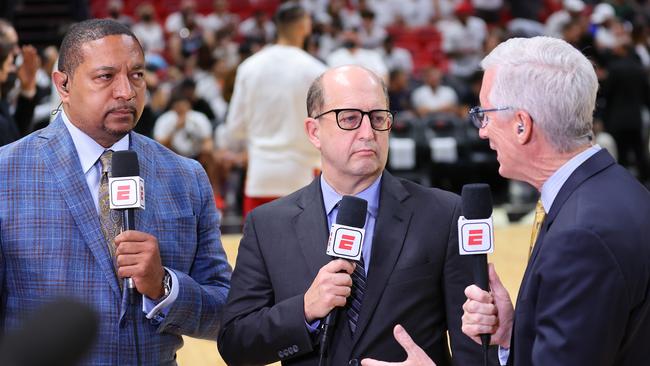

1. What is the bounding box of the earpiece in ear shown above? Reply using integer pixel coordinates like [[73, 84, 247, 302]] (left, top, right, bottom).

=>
[[517, 123, 524, 134]]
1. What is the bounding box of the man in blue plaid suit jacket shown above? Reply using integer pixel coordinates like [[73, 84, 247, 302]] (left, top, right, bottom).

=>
[[0, 19, 231, 365]]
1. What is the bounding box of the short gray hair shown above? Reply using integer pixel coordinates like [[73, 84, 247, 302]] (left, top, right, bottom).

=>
[[481, 36, 598, 153]]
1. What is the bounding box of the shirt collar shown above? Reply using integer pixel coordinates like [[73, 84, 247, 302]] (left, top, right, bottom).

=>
[[61, 111, 130, 174], [540, 144, 601, 213], [320, 174, 381, 219]]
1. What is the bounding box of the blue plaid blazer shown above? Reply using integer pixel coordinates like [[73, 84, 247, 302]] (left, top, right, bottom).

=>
[[0, 115, 231, 365]]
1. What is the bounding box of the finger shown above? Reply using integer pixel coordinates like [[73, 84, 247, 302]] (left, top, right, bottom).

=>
[[360, 358, 393, 366], [115, 230, 154, 243], [330, 272, 353, 287], [115, 252, 142, 267], [462, 298, 497, 316], [324, 259, 355, 274], [488, 263, 509, 298], [393, 324, 420, 356], [464, 284, 493, 303]]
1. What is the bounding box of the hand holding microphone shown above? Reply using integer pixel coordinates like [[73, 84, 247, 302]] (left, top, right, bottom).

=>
[[303, 259, 355, 322], [109, 150, 165, 301]]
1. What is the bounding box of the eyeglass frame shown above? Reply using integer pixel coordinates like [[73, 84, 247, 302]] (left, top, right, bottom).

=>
[[468, 106, 512, 129], [312, 108, 394, 131]]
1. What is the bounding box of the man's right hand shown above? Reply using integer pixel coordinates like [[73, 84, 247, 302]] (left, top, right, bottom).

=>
[[461, 263, 514, 348], [304, 259, 355, 322]]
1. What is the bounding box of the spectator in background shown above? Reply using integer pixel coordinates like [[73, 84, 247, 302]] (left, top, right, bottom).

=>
[[164, 0, 203, 35], [195, 56, 229, 124], [327, 30, 388, 80], [177, 77, 217, 127], [438, 2, 487, 91], [131, 3, 165, 55], [472, 0, 503, 25], [378, 35, 414, 74], [168, 8, 206, 73], [0, 19, 39, 139], [601, 37, 650, 186], [154, 89, 214, 161], [202, 0, 239, 34], [592, 3, 620, 52], [545, 0, 586, 38], [411, 66, 458, 116], [105, 0, 133, 28], [238, 9, 275, 44], [0, 40, 19, 146], [218, 3, 327, 217], [358, 9, 387, 49], [388, 68, 413, 113]]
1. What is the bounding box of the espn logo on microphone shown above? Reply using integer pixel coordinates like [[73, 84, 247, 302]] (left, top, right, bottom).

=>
[[326, 224, 365, 261], [109, 176, 145, 210], [458, 216, 494, 255]]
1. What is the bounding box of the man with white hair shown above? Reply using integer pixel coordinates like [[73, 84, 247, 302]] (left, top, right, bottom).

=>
[[364, 36, 650, 366], [460, 36, 650, 366]]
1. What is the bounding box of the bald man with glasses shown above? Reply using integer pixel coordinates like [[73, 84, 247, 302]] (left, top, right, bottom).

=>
[[218, 65, 492, 366]]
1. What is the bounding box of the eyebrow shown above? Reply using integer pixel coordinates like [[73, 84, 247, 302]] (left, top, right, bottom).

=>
[[92, 63, 145, 73]]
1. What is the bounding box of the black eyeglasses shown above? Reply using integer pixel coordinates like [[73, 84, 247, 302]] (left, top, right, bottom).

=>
[[313, 108, 394, 131], [468, 106, 511, 128]]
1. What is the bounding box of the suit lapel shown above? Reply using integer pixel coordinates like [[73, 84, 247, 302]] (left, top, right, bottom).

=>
[[527, 149, 615, 266], [130, 133, 156, 236], [352, 172, 412, 346], [294, 178, 331, 277], [37, 116, 121, 297]]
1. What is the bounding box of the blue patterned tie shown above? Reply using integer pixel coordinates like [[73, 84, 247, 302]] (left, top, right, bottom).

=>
[[347, 255, 366, 334]]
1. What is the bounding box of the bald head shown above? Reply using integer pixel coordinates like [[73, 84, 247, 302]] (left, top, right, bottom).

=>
[[307, 65, 388, 118]]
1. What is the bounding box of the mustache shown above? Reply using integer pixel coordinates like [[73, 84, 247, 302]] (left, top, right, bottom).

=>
[[105, 104, 137, 115]]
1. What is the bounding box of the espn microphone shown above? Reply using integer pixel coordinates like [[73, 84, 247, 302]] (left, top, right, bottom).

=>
[[110, 150, 146, 300], [0, 299, 98, 366], [459, 183, 494, 355], [319, 195, 368, 362]]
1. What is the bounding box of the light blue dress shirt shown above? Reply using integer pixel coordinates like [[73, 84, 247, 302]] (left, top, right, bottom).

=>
[[498, 144, 602, 365], [60, 111, 178, 319], [320, 174, 381, 273]]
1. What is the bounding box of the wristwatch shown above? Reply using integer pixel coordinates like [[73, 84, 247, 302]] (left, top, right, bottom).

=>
[[160, 271, 172, 301]]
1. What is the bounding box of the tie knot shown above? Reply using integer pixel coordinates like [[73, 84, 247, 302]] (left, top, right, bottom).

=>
[[99, 150, 113, 175]]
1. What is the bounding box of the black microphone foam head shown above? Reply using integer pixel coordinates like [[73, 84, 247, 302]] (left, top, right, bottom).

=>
[[336, 195, 368, 228], [112, 150, 140, 177], [461, 183, 493, 219], [0, 298, 99, 366]]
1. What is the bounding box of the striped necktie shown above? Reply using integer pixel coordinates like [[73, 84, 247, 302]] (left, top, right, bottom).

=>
[[98, 150, 122, 261], [528, 199, 546, 258], [347, 255, 366, 334]]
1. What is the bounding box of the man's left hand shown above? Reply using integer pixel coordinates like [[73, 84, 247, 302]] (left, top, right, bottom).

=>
[[115, 230, 165, 299], [361, 325, 436, 366]]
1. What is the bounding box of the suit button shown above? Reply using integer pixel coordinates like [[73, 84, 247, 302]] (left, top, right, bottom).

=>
[[292, 345, 299, 353], [349, 359, 359, 366], [277, 350, 284, 358]]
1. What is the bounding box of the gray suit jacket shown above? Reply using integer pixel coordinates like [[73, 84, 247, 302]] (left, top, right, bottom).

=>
[[219, 171, 493, 365]]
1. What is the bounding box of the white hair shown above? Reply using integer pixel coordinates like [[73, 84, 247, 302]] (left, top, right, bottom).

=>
[[481, 36, 598, 153]]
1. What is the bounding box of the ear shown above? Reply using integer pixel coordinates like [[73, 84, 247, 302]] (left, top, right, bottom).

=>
[[514, 110, 533, 144], [52, 71, 70, 102], [304, 117, 322, 150]]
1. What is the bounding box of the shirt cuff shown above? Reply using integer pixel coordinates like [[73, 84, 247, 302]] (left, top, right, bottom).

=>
[[305, 318, 321, 333], [498, 345, 510, 366], [143, 267, 179, 320]]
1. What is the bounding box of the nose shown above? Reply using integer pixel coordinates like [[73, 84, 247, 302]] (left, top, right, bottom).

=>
[[357, 113, 375, 139], [113, 74, 136, 100], [478, 125, 488, 140]]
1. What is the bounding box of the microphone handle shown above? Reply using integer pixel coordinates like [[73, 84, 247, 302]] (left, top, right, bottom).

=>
[[319, 308, 338, 361], [474, 254, 491, 348], [122, 209, 139, 300]]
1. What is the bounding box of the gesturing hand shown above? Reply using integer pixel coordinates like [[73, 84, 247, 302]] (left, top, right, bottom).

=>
[[361, 325, 436, 366]]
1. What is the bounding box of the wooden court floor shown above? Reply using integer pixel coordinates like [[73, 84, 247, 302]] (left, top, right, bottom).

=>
[[177, 223, 533, 365]]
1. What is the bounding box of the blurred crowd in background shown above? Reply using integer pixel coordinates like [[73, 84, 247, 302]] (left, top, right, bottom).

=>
[[1, 0, 650, 230]]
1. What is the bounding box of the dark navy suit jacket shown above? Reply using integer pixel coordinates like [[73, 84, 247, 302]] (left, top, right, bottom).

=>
[[509, 149, 650, 365]]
